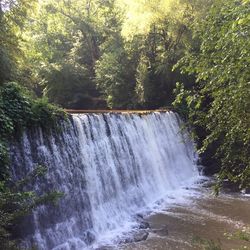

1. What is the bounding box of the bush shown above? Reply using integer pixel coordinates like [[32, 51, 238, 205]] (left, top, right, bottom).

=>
[[0, 82, 31, 137], [31, 97, 67, 129], [174, 0, 250, 190]]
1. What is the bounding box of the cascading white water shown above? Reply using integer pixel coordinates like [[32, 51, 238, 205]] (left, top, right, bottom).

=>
[[9, 111, 200, 250]]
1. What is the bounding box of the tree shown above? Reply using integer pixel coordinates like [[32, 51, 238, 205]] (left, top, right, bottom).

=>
[[0, 0, 36, 85], [94, 1, 138, 108], [174, 0, 250, 190], [95, 40, 137, 108], [20, 0, 104, 108], [115, 0, 212, 108]]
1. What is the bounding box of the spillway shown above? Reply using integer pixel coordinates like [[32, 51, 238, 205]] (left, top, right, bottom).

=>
[[9, 111, 200, 249]]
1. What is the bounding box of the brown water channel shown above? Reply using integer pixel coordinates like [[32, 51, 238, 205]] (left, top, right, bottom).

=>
[[104, 184, 250, 250]]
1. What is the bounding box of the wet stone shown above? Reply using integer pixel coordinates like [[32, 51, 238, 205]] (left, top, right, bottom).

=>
[[135, 213, 144, 219], [134, 214, 150, 229], [81, 230, 96, 245], [151, 225, 169, 236], [95, 246, 114, 250], [119, 230, 149, 244], [138, 221, 150, 229]]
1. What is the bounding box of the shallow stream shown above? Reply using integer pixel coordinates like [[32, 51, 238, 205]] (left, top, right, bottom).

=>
[[99, 182, 250, 250]]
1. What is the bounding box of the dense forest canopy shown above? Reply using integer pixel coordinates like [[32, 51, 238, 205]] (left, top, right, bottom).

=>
[[0, 0, 212, 109], [0, 0, 249, 247]]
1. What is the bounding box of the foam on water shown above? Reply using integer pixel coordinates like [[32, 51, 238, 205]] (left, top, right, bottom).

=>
[[9, 111, 201, 249]]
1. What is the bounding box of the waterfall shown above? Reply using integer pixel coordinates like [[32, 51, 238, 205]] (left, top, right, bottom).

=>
[[9, 111, 200, 250]]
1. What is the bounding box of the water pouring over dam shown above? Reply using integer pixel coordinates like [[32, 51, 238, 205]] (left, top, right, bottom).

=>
[[9, 111, 200, 249]]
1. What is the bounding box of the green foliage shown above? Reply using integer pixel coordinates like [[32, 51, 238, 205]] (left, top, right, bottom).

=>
[[20, 0, 103, 108], [225, 227, 250, 242], [95, 37, 137, 108], [0, 0, 249, 247], [135, 55, 151, 106], [0, 0, 212, 109], [0, 46, 13, 84], [0, 0, 37, 85], [0, 82, 32, 180], [174, 0, 250, 189], [115, 0, 212, 108], [12, 0, 211, 109], [0, 82, 67, 135], [31, 97, 67, 128], [172, 82, 190, 118], [0, 82, 32, 132], [41, 62, 99, 109], [192, 236, 222, 250], [0, 142, 9, 179], [0, 82, 67, 180]]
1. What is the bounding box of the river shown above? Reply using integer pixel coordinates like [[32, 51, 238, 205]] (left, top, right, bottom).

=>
[[95, 181, 250, 250]]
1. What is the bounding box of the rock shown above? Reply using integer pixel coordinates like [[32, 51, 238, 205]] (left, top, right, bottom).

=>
[[151, 225, 168, 236], [120, 230, 149, 244], [133, 231, 149, 242], [138, 221, 150, 229], [135, 213, 144, 219], [95, 247, 113, 250], [155, 198, 164, 205], [134, 214, 150, 229], [81, 230, 95, 245]]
